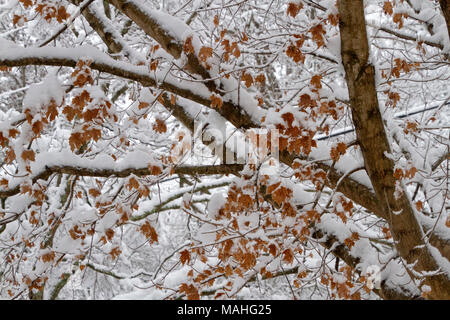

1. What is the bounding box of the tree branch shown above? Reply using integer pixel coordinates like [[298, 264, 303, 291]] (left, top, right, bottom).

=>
[[369, 24, 445, 50], [439, 0, 450, 40], [0, 164, 243, 199]]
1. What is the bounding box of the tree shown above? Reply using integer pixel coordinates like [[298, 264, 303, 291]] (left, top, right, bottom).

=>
[[0, 0, 449, 300]]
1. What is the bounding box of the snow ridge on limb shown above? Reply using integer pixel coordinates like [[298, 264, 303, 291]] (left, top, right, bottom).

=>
[[67, 0, 145, 64]]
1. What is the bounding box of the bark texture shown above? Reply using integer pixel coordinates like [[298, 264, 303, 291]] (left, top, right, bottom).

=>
[[338, 0, 450, 299], [439, 0, 450, 39]]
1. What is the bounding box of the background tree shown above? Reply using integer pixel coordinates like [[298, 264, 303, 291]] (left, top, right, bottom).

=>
[[0, 0, 449, 300]]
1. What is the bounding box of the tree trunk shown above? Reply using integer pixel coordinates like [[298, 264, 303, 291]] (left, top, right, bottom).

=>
[[338, 0, 450, 299], [439, 0, 450, 39]]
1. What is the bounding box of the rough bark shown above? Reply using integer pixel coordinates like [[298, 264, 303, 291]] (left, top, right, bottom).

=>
[[338, 0, 450, 299], [439, 0, 450, 39]]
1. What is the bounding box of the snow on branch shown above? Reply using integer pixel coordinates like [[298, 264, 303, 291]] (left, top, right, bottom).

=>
[[0, 149, 243, 199], [0, 42, 260, 130], [107, 0, 265, 127]]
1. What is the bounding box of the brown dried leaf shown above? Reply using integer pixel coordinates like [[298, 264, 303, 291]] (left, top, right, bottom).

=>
[[109, 247, 122, 260], [89, 188, 101, 198], [286, 44, 305, 64], [268, 244, 277, 256], [241, 72, 253, 88], [310, 24, 325, 48], [8, 128, 20, 138], [19, 0, 32, 9], [282, 248, 294, 264], [56, 6, 70, 23], [415, 200, 423, 211], [128, 177, 139, 189], [272, 186, 292, 206], [140, 221, 158, 243], [183, 36, 195, 55], [180, 249, 191, 265], [383, 1, 393, 15], [32, 120, 43, 135], [310, 75, 322, 90], [153, 118, 167, 133], [150, 59, 158, 72], [179, 283, 199, 300], [210, 94, 223, 109], [138, 102, 150, 110], [21, 150, 35, 162], [330, 142, 347, 162], [199, 46, 213, 62], [287, 2, 303, 18]]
